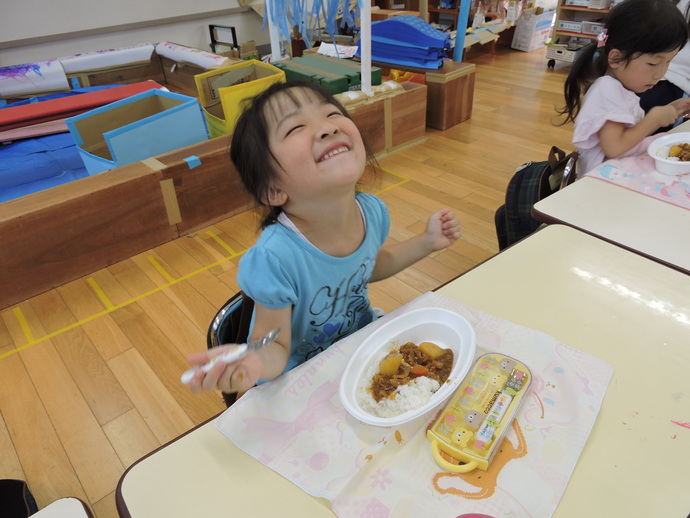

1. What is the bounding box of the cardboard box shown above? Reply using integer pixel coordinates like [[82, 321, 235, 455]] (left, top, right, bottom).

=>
[[194, 60, 285, 138], [0, 80, 162, 132], [220, 41, 260, 60], [68, 55, 166, 90], [546, 43, 583, 63], [511, 8, 556, 52], [66, 89, 209, 175], [581, 21, 605, 35], [557, 20, 582, 32], [272, 54, 382, 94], [588, 0, 610, 7], [464, 26, 502, 48], [159, 55, 242, 95]]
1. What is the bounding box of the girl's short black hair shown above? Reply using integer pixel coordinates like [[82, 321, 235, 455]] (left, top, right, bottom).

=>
[[230, 80, 377, 228], [560, 0, 689, 124]]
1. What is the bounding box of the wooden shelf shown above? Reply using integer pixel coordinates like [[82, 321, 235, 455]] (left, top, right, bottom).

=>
[[549, 0, 609, 66], [428, 6, 458, 14], [554, 30, 597, 38], [558, 6, 609, 13]]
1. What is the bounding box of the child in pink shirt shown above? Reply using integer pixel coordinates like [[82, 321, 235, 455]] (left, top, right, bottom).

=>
[[559, 0, 690, 177]]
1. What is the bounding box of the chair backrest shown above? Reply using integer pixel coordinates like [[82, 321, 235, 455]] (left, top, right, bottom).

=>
[[0, 479, 37, 518], [206, 291, 255, 350], [206, 291, 255, 408]]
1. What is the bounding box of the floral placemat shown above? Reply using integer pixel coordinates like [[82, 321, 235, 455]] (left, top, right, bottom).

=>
[[585, 155, 690, 210], [216, 292, 613, 518]]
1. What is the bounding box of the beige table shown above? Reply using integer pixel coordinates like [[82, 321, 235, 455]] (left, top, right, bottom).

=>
[[532, 176, 690, 274], [117, 225, 690, 518]]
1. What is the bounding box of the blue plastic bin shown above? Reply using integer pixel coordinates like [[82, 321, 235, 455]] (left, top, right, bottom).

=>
[[66, 89, 208, 175]]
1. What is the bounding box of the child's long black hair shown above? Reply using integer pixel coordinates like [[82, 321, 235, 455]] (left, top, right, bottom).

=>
[[559, 0, 688, 124]]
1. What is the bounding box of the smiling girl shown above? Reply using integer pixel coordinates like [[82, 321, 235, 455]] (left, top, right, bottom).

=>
[[559, 0, 690, 177], [186, 80, 461, 397]]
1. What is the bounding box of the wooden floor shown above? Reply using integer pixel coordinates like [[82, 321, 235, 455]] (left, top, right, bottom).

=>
[[0, 43, 573, 517]]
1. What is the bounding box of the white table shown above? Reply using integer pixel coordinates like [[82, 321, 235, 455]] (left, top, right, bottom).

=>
[[532, 176, 690, 274], [34, 498, 93, 517], [117, 225, 690, 518]]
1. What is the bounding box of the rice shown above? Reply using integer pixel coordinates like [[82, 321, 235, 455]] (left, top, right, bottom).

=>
[[355, 347, 441, 418], [657, 145, 680, 161]]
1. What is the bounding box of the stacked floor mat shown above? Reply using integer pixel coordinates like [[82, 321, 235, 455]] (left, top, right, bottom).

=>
[[356, 15, 451, 69]]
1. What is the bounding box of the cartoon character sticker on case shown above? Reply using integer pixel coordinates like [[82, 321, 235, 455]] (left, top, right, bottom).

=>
[[427, 353, 531, 475], [464, 410, 483, 429], [451, 427, 474, 448]]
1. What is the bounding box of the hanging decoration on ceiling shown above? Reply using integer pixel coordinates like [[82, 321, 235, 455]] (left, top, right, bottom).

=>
[[262, 0, 362, 50]]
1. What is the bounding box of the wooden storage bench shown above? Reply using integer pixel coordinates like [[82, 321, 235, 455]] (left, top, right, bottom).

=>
[[0, 135, 254, 310], [368, 60, 476, 131], [425, 61, 475, 131], [0, 83, 427, 308], [346, 81, 428, 156]]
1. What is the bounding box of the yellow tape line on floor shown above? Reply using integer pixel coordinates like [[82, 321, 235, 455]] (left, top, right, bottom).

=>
[[0, 169, 410, 359]]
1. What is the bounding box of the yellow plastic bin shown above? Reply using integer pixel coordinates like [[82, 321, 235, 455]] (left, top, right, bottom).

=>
[[195, 60, 285, 138]]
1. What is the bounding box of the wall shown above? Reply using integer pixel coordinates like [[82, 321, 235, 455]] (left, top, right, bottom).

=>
[[535, 0, 558, 10], [0, 4, 270, 67]]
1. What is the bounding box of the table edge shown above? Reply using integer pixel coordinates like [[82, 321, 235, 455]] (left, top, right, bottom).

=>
[[115, 412, 222, 517]]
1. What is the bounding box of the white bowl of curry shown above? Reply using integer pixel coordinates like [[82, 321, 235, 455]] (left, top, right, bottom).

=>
[[339, 307, 476, 426]]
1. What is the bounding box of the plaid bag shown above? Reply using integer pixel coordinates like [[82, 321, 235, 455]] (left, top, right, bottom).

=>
[[495, 146, 578, 250]]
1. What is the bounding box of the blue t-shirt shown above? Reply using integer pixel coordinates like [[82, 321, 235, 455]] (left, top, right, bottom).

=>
[[237, 192, 390, 374]]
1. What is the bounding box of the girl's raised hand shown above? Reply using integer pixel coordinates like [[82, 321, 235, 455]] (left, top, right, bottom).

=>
[[426, 208, 461, 251], [186, 346, 262, 394]]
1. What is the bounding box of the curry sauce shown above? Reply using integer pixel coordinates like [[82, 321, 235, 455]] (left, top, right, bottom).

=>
[[370, 342, 454, 402]]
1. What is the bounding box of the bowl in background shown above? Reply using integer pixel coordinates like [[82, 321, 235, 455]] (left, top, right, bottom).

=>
[[647, 132, 690, 176], [339, 307, 476, 427]]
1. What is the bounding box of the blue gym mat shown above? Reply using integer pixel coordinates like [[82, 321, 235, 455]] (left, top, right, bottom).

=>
[[0, 86, 120, 203], [355, 15, 451, 69]]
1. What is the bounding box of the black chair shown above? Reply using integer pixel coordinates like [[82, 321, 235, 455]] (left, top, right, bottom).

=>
[[0, 479, 37, 518], [206, 291, 255, 407]]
